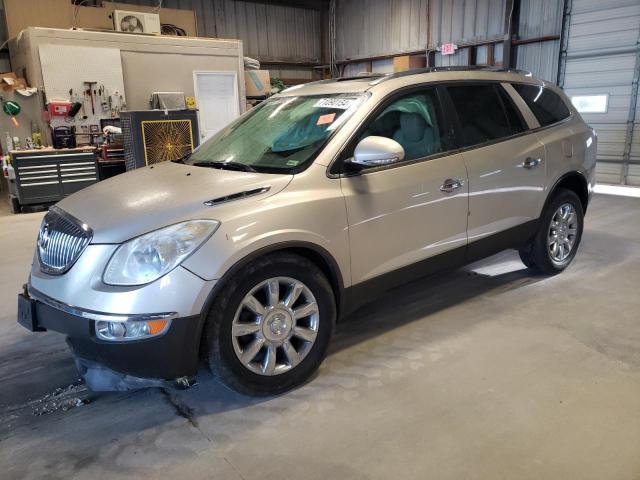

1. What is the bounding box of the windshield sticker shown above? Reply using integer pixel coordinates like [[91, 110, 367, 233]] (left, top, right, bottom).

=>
[[286, 159, 299, 166], [317, 113, 336, 125], [314, 98, 356, 110]]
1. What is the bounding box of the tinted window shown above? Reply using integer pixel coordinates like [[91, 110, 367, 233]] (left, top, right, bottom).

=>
[[513, 84, 571, 126], [357, 89, 448, 161], [446, 84, 525, 148], [498, 87, 527, 133]]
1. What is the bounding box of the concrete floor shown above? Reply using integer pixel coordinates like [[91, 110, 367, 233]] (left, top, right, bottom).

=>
[[1, 193, 639, 480]]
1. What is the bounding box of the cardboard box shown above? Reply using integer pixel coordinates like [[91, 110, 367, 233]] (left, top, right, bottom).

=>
[[245, 70, 271, 98], [0, 72, 28, 91], [393, 55, 426, 72]]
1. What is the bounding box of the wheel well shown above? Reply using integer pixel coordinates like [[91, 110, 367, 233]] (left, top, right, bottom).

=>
[[200, 244, 344, 321], [552, 173, 589, 213], [284, 246, 343, 312], [196, 244, 344, 362]]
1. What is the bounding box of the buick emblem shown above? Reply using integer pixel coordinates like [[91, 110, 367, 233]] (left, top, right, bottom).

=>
[[39, 223, 50, 250]]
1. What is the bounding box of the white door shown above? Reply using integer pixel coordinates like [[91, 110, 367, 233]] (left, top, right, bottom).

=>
[[193, 71, 240, 142]]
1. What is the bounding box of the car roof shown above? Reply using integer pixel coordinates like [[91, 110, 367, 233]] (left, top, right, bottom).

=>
[[279, 67, 547, 97]]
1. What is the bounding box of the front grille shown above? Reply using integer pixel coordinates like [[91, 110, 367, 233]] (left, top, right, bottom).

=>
[[37, 206, 92, 275]]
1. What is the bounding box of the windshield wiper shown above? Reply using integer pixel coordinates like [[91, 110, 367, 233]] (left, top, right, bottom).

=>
[[192, 161, 257, 173], [171, 152, 192, 164]]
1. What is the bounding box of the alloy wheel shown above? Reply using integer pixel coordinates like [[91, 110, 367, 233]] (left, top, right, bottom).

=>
[[231, 277, 319, 376], [547, 203, 578, 265]]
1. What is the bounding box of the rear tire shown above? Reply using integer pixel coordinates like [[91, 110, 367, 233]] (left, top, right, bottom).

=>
[[203, 252, 335, 396], [518, 188, 584, 274]]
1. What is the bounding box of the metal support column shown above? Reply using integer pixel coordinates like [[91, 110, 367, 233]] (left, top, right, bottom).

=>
[[503, 0, 520, 68], [557, 0, 572, 87], [620, 31, 640, 184]]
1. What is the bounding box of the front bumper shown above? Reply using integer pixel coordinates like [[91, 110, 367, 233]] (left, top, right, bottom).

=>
[[18, 289, 202, 391]]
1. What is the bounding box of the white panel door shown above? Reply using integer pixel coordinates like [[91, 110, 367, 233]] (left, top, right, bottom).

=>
[[193, 71, 240, 142]]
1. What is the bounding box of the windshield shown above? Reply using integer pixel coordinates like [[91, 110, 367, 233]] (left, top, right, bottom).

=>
[[187, 93, 367, 173]]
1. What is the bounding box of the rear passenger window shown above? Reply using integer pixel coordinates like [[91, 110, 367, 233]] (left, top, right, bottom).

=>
[[446, 84, 525, 148], [513, 84, 571, 126]]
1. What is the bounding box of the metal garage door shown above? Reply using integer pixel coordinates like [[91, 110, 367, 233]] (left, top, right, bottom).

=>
[[558, 0, 640, 185]]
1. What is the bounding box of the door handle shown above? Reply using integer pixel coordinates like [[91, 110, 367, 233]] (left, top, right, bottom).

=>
[[523, 157, 542, 169], [440, 178, 463, 193]]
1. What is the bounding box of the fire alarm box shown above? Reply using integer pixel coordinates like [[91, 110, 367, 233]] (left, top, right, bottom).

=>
[[48, 102, 73, 117]]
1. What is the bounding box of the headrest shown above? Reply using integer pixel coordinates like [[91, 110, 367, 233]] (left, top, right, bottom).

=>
[[400, 113, 427, 142]]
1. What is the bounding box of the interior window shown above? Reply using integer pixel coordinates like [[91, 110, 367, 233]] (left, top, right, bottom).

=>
[[513, 84, 571, 126], [357, 89, 446, 161], [446, 84, 523, 147]]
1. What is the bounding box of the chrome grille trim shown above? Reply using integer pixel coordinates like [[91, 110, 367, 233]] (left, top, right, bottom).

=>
[[37, 206, 93, 275]]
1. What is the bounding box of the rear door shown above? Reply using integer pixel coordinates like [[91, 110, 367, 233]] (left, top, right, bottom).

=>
[[337, 86, 469, 286], [511, 83, 591, 192], [443, 83, 546, 252]]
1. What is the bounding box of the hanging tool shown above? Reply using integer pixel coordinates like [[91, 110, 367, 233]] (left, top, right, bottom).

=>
[[99, 85, 108, 112], [83, 81, 97, 116]]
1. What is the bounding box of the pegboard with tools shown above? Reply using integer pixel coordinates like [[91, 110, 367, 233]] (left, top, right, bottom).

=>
[[38, 44, 127, 146]]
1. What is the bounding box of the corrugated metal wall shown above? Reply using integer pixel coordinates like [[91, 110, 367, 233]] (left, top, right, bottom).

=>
[[334, 0, 564, 81], [429, 0, 506, 46], [121, 0, 322, 63], [90, 0, 323, 81], [335, 0, 506, 61], [335, 0, 428, 61], [559, 0, 640, 185], [516, 0, 563, 81]]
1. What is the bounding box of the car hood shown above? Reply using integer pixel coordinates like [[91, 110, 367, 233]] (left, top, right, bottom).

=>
[[56, 161, 292, 243]]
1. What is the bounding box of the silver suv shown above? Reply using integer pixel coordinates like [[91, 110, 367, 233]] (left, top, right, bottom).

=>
[[18, 68, 596, 395]]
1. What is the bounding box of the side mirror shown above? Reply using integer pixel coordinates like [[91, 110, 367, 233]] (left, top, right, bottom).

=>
[[348, 136, 405, 168]]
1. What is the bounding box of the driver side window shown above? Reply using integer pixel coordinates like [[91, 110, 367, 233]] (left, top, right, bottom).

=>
[[359, 88, 447, 161]]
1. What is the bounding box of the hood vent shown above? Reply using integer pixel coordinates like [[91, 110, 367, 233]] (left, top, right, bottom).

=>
[[203, 186, 271, 206]]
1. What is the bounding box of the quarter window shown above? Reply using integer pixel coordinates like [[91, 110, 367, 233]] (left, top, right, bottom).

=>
[[446, 84, 525, 148], [513, 84, 571, 126]]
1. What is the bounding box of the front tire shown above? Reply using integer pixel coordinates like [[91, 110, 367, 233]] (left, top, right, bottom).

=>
[[203, 252, 335, 396], [519, 188, 584, 274]]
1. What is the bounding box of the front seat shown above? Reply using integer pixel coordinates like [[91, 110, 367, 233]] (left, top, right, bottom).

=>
[[393, 113, 434, 160]]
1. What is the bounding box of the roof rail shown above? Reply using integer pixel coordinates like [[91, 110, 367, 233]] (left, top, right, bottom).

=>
[[367, 66, 533, 85], [335, 73, 387, 82]]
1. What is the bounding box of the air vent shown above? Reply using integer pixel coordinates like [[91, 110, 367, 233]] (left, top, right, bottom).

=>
[[204, 186, 271, 206]]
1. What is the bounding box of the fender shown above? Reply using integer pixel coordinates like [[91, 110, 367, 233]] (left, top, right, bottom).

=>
[[543, 170, 590, 214], [194, 241, 346, 354]]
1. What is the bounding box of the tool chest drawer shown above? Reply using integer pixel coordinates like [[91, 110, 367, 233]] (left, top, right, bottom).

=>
[[12, 149, 98, 206]]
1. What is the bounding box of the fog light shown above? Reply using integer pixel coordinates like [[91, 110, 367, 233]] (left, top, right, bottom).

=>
[[96, 318, 171, 342]]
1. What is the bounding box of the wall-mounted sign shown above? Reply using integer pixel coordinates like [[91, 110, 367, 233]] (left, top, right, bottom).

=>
[[440, 43, 457, 55]]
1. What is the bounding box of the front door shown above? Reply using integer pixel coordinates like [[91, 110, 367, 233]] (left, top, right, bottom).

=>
[[338, 87, 469, 286]]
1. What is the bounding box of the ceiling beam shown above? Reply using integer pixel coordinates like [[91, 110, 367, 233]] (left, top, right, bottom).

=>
[[233, 0, 327, 11]]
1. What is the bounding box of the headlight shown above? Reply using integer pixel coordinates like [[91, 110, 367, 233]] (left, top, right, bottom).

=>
[[103, 220, 220, 286]]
